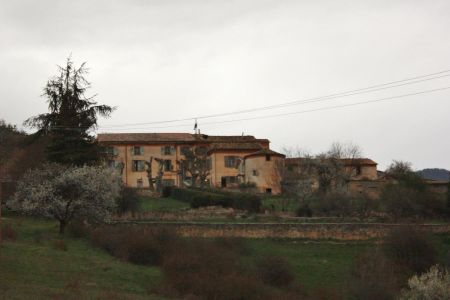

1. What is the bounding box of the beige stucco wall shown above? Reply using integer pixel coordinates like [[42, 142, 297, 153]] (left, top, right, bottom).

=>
[[210, 151, 254, 188], [244, 155, 284, 194], [108, 144, 186, 188], [109, 145, 259, 189]]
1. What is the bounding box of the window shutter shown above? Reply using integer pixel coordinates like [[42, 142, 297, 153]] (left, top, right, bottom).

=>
[[113, 147, 119, 156], [140, 147, 144, 155], [161, 147, 164, 155], [130, 147, 134, 155], [170, 146, 175, 155]]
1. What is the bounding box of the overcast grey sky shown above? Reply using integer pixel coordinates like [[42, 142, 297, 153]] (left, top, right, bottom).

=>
[[1, 0, 449, 170]]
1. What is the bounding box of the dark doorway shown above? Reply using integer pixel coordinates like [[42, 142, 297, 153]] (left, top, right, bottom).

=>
[[221, 177, 227, 187]]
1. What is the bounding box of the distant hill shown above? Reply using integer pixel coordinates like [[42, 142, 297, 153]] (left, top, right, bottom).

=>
[[417, 168, 450, 181]]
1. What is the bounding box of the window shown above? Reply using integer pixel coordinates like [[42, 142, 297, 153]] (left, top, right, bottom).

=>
[[266, 188, 272, 194], [252, 170, 258, 176], [221, 176, 237, 187], [164, 159, 173, 171], [181, 146, 191, 155], [104, 146, 119, 156], [132, 160, 145, 172], [356, 166, 362, 175], [132, 146, 144, 156], [265, 154, 271, 161], [161, 146, 175, 155], [224, 156, 238, 168]]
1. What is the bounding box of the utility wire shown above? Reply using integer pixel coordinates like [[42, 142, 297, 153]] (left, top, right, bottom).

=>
[[98, 86, 450, 131], [47, 69, 450, 130], [97, 69, 450, 128]]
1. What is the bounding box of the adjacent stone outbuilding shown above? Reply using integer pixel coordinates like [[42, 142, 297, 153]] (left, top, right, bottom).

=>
[[244, 149, 286, 194]]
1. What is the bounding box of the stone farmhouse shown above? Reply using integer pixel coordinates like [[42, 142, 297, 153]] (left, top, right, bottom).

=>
[[97, 133, 285, 194], [284, 157, 382, 198], [98, 132, 448, 197]]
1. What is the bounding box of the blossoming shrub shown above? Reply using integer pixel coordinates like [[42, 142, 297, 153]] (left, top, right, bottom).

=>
[[399, 265, 450, 300], [9, 163, 121, 234]]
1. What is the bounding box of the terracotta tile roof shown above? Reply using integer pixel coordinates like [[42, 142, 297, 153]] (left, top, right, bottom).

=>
[[285, 157, 377, 166], [194, 134, 269, 144], [244, 149, 286, 159], [339, 158, 377, 166], [97, 133, 270, 145], [97, 133, 196, 143], [207, 142, 264, 153]]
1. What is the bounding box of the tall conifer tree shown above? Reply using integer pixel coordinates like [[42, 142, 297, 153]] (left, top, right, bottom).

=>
[[25, 58, 114, 165]]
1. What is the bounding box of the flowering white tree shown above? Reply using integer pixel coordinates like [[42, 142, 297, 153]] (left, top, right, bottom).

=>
[[399, 265, 450, 300], [8, 163, 121, 234]]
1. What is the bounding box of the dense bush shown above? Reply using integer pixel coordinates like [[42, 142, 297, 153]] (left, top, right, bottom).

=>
[[382, 227, 437, 274], [161, 186, 172, 198], [380, 183, 445, 219], [117, 187, 140, 215], [257, 256, 295, 287], [91, 225, 305, 299], [296, 203, 313, 217], [309, 193, 352, 217], [171, 188, 262, 213], [159, 238, 272, 300], [126, 237, 163, 265], [305, 192, 379, 218], [91, 226, 176, 266], [348, 250, 399, 300], [348, 226, 440, 300]]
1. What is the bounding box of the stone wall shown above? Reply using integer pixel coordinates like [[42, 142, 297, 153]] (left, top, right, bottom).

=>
[[110, 221, 450, 241]]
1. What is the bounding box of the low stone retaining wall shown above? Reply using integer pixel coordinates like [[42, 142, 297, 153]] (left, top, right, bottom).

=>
[[109, 222, 450, 240]]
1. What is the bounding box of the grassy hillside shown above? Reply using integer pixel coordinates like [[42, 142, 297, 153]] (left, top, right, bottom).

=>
[[0, 214, 164, 300], [0, 212, 369, 298], [2, 211, 450, 299]]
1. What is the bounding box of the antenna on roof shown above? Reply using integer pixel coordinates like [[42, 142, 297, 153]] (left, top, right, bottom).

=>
[[193, 119, 198, 134]]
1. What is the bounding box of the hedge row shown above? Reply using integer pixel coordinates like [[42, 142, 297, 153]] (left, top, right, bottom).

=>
[[171, 188, 261, 213]]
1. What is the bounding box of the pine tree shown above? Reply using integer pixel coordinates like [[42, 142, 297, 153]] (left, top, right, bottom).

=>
[[25, 58, 114, 166]]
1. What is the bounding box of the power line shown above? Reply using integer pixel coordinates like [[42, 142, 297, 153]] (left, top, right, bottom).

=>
[[98, 86, 450, 131], [98, 69, 450, 128]]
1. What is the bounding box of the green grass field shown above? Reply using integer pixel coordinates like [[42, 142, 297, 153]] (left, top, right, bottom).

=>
[[0, 215, 164, 300], [138, 196, 189, 212], [0, 212, 369, 297], [2, 212, 450, 299], [244, 239, 368, 290], [261, 195, 298, 212]]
